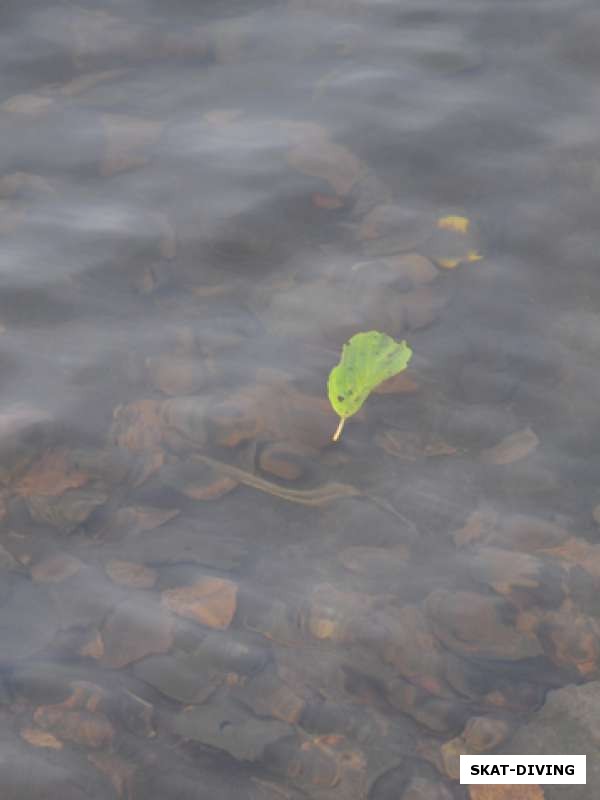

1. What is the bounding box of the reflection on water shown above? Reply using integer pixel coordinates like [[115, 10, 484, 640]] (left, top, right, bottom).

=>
[[1, 1, 600, 798]]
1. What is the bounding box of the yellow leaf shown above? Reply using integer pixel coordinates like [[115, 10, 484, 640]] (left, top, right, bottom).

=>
[[437, 215, 470, 233], [436, 257, 460, 269], [467, 250, 483, 262]]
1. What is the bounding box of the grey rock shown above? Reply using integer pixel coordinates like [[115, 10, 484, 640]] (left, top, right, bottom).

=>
[[171, 699, 292, 762], [0, 582, 59, 664], [505, 681, 600, 799]]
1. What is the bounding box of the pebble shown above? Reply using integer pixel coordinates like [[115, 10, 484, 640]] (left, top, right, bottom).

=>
[[426, 590, 543, 661], [481, 427, 539, 465], [31, 554, 83, 583], [258, 441, 311, 481], [161, 576, 238, 629], [463, 717, 511, 752], [105, 559, 158, 589], [33, 706, 114, 749]]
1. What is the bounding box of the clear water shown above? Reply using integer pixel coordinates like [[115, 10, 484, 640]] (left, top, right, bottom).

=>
[[1, 1, 600, 798]]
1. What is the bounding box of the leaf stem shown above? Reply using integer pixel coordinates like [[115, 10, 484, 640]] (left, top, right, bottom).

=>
[[332, 417, 345, 442]]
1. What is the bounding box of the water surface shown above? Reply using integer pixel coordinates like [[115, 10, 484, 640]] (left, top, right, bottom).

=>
[[1, 2, 600, 799]]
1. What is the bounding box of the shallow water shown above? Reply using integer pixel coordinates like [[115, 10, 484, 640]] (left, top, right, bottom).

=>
[[1, 1, 600, 799]]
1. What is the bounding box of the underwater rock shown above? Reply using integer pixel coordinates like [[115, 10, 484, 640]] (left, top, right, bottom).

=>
[[501, 681, 600, 798], [100, 596, 175, 668], [105, 560, 158, 589], [425, 590, 543, 661], [171, 699, 292, 762], [161, 577, 238, 629]]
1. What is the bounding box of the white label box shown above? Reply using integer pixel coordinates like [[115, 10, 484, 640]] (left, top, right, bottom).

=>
[[460, 755, 586, 784]]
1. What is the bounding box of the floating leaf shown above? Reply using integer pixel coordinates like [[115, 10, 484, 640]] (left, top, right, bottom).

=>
[[327, 332, 413, 441]]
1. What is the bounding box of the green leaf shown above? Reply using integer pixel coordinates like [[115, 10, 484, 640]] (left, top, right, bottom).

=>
[[327, 331, 413, 440]]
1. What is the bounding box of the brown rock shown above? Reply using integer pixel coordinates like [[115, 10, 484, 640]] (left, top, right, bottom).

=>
[[481, 427, 539, 465], [375, 430, 424, 461], [117, 689, 155, 739], [33, 707, 114, 748], [466, 547, 542, 599], [338, 544, 410, 576], [107, 505, 179, 535], [159, 395, 210, 451], [27, 489, 107, 533], [376, 429, 458, 460], [373, 372, 420, 395], [31, 554, 83, 583], [481, 682, 545, 713], [463, 717, 511, 752], [453, 509, 499, 548], [15, 448, 90, 497], [469, 787, 544, 800], [399, 286, 447, 330], [280, 734, 367, 796], [385, 253, 439, 286], [440, 736, 467, 779], [111, 399, 164, 453], [110, 401, 165, 485], [48, 680, 105, 713], [89, 753, 137, 800], [105, 560, 157, 589], [351, 253, 436, 296], [286, 125, 363, 197], [358, 205, 432, 252], [209, 382, 337, 452], [242, 597, 301, 644], [79, 632, 104, 660], [380, 606, 447, 693], [540, 602, 600, 676], [161, 577, 237, 629], [541, 537, 600, 579], [386, 677, 463, 733], [258, 442, 312, 480], [179, 472, 239, 501], [482, 514, 570, 553], [20, 727, 63, 749], [305, 583, 373, 643], [101, 597, 175, 668], [234, 669, 306, 724], [426, 590, 543, 661]]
